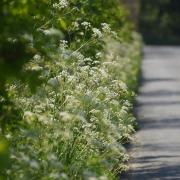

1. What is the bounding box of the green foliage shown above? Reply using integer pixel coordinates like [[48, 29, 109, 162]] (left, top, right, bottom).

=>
[[139, 0, 180, 44], [0, 0, 141, 179], [0, 137, 10, 171]]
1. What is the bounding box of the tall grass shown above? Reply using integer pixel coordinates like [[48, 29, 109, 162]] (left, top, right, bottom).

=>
[[0, 0, 141, 179]]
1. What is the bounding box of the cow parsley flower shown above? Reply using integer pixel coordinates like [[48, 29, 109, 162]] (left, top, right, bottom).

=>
[[92, 28, 103, 38], [59, 0, 69, 8], [72, 21, 79, 30], [33, 54, 41, 61], [81, 21, 91, 29], [101, 23, 111, 33], [95, 52, 102, 58], [60, 40, 68, 48], [53, 0, 69, 9]]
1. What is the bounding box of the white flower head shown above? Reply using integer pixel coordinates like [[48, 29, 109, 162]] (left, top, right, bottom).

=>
[[72, 21, 79, 30], [95, 52, 102, 58], [33, 54, 41, 61], [59, 40, 68, 49], [81, 21, 91, 29], [53, 0, 69, 9], [101, 23, 111, 33], [72, 51, 84, 61], [59, 0, 69, 8], [92, 28, 103, 38]]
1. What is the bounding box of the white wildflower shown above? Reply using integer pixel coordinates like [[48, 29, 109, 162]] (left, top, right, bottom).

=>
[[31, 65, 43, 71], [92, 28, 103, 38], [60, 40, 68, 49], [88, 177, 97, 180], [89, 109, 101, 115], [53, 0, 69, 9], [111, 31, 118, 38], [84, 57, 92, 63], [24, 111, 36, 123], [95, 52, 102, 58], [33, 54, 41, 61], [59, 0, 69, 8], [119, 81, 128, 90], [72, 51, 84, 61], [72, 21, 79, 30], [43, 28, 62, 36], [99, 176, 108, 180], [5, 134, 12, 140], [101, 23, 111, 33], [49, 173, 61, 179], [59, 112, 72, 122], [79, 31, 84, 36], [81, 21, 91, 29]]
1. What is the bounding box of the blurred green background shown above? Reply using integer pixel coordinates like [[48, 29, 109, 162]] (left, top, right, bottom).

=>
[[139, 0, 180, 44]]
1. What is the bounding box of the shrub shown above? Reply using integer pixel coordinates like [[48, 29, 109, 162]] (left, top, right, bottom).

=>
[[139, 0, 180, 44], [0, 0, 141, 179]]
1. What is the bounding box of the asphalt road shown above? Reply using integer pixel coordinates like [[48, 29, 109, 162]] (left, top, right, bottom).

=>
[[122, 46, 180, 180]]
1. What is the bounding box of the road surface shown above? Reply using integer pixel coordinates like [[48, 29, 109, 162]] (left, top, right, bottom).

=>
[[122, 46, 180, 180]]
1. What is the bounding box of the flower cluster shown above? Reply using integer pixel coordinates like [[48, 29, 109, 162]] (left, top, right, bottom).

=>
[[53, 0, 69, 9], [1, 0, 142, 179]]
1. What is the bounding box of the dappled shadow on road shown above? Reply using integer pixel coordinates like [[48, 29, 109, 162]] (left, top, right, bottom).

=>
[[135, 155, 180, 164], [127, 164, 180, 180], [140, 90, 180, 97], [135, 77, 180, 107], [144, 46, 180, 61], [142, 77, 178, 83], [139, 144, 180, 153], [121, 48, 180, 179], [137, 76, 180, 96], [121, 163, 180, 180], [137, 100, 180, 107], [138, 117, 180, 130]]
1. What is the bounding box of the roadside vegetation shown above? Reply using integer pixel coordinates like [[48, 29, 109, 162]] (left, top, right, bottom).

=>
[[139, 0, 180, 44], [0, 0, 141, 179]]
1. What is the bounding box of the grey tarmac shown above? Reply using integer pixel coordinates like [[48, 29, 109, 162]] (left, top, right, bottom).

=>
[[122, 46, 180, 180]]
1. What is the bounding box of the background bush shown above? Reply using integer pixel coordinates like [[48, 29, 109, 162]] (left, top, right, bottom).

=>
[[0, 0, 141, 179], [139, 0, 180, 44]]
